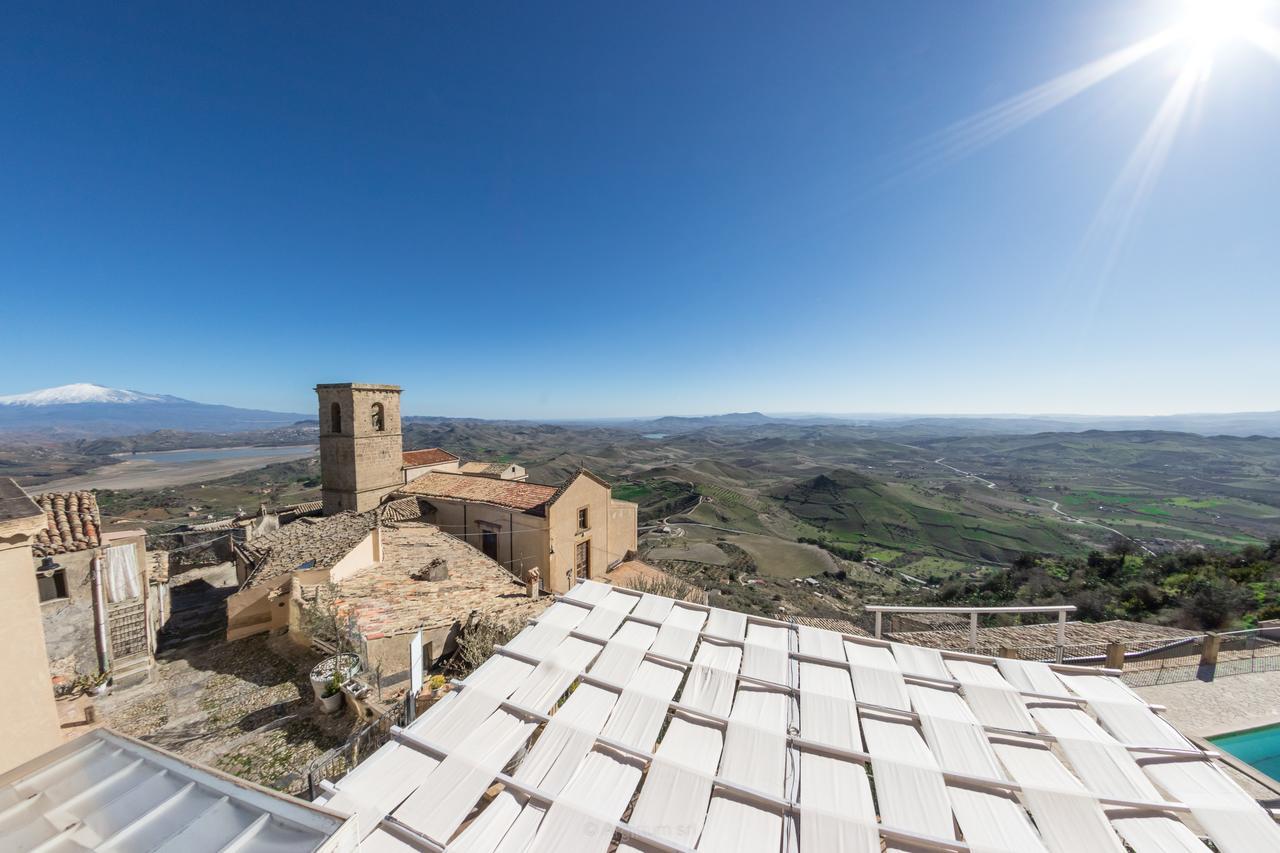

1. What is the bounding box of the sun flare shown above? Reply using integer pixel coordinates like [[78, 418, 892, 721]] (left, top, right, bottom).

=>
[[1176, 0, 1270, 52]]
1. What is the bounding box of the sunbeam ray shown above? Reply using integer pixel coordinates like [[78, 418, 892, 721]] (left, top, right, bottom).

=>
[[1081, 53, 1212, 313], [893, 30, 1176, 181]]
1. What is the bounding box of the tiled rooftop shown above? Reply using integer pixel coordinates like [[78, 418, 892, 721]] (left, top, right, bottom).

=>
[[794, 615, 871, 636], [0, 477, 41, 524], [891, 618, 1197, 656], [241, 511, 376, 588], [333, 522, 541, 638], [459, 461, 513, 476], [402, 447, 459, 467], [398, 471, 557, 513], [32, 490, 102, 557]]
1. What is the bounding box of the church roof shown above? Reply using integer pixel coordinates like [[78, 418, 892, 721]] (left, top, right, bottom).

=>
[[398, 471, 557, 513], [403, 448, 459, 467]]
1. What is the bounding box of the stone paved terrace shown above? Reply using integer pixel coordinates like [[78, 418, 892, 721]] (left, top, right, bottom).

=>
[[336, 521, 544, 638], [1136, 669, 1280, 803]]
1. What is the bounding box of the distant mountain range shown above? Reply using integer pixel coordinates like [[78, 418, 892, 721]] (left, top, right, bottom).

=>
[[0, 384, 307, 436], [604, 410, 1280, 438]]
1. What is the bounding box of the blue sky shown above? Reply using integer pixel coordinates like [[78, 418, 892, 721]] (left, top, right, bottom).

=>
[[2, 1, 1278, 418]]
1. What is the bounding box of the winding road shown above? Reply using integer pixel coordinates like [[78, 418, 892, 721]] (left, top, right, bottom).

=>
[[930, 457, 1156, 557]]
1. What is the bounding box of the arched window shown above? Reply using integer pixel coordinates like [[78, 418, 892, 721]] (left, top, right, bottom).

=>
[[330, 402, 342, 434], [371, 402, 385, 432]]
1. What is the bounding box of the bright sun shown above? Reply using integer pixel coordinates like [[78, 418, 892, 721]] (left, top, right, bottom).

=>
[[1177, 0, 1269, 51]]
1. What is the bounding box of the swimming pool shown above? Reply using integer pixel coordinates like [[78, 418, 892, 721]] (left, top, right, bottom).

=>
[[1209, 723, 1280, 781]]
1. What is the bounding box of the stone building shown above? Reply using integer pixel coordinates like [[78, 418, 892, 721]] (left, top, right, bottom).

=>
[[30, 491, 167, 687], [226, 498, 544, 686], [314, 380, 638, 594], [395, 467, 637, 595], [317, 383, 404, 514]]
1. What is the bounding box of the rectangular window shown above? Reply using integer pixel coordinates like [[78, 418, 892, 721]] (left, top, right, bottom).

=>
[[37, 565, 69, 602], [577, 507, 589, 530]]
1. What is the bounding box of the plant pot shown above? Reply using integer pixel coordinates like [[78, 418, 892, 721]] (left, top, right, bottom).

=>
[[310, 653, 360, 700], [319, 691, 345, 714]]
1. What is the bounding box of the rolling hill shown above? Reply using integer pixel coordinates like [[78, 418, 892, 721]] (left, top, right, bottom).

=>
[[771, 468, 1091, 564]]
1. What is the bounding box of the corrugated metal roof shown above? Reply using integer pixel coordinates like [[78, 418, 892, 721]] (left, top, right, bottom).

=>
[[0, 728, 354, 852], [322, 580, 1280, 853]]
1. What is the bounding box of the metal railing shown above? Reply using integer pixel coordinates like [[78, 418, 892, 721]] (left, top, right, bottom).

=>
[[865, 604, 1076, 661], [301, 701, 405, 799]]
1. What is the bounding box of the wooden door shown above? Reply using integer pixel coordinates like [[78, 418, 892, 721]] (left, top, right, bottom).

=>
[[575, 540, 590, 580]]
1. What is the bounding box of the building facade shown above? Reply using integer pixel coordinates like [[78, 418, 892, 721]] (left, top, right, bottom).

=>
[[0, 479, 63, 774], [317, 383, 404, 514], [31, 491, 163, 688]]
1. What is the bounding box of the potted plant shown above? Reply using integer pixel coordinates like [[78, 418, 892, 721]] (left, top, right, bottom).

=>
[[73, 670, 111, 697], [319, 671, 345, 714], [309, 652, 361, 700]]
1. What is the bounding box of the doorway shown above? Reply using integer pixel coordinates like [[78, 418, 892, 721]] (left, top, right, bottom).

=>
[[575, 540, 591, 581], [481, 529, 499, 561]]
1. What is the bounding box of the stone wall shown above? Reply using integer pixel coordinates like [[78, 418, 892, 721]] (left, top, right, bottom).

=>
[[40, 548, 98, 679]]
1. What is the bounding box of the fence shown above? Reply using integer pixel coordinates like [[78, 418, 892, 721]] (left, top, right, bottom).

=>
[[1119, 628, 1280, 687], [300, 701, 406, 800], [865, 604, 1076, 662]]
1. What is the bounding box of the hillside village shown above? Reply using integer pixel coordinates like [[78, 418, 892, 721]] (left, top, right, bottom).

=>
[[5, 382, 1280, 850]]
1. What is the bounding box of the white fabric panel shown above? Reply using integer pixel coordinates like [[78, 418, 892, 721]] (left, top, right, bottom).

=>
[[586, 622, 658, 685], [104, 544, 142, 602], [704, 607, 748, 641], [622, 636, 744, 850], [681, 642, 744, 717], [697, 686, 790, 853], [860, 716, 956, 849], [843, 642, 911, 711], [796, 623, 846, 659], [393, 634, 603, 842], [631, 592, 675, 623], [649, 604, 707, 660], [526, 657, 686, 853], [1059, 673, 1280, 853], [574, 589, 640, 640], [796, 626, 877, 853], [891, 641, 950, 680], [992, 741, 1125, 853], [741, 623, 790, 685], [906, 683, 1046, 853], [565, 579, 612, 603], [451, 624, 658, 852], [998, 660, 1210, 853], [945, 659, 1036, 733]]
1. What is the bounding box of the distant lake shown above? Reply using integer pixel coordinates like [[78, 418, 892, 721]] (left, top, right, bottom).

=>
[[115, 445, 317, 464], [38, 443, 319, 492], [642, 433, 668, 439]]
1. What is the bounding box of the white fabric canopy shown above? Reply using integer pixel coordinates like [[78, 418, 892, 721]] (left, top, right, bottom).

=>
[[327, 581, 1278, 853]]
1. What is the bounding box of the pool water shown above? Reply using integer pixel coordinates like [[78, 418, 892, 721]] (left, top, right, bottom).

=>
[[1210, 723, 1280, 781]]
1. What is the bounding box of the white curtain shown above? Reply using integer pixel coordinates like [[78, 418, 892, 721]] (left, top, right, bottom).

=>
[[104, 543, 142, 603]]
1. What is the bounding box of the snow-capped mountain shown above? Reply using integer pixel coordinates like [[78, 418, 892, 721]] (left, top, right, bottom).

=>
[[0, 383, 307, 435], [0, 383, 174, 406]]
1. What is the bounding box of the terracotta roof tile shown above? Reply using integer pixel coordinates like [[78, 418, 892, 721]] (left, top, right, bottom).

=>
[[242, 511, 377, 588], [402, 448, 459, 467], [459, 461, 513, 476], [398, 472, 557, 513], [32, 491, 101, 557]]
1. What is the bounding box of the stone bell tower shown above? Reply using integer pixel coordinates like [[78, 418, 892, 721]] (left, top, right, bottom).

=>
[[316, 383, 403, 515]]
